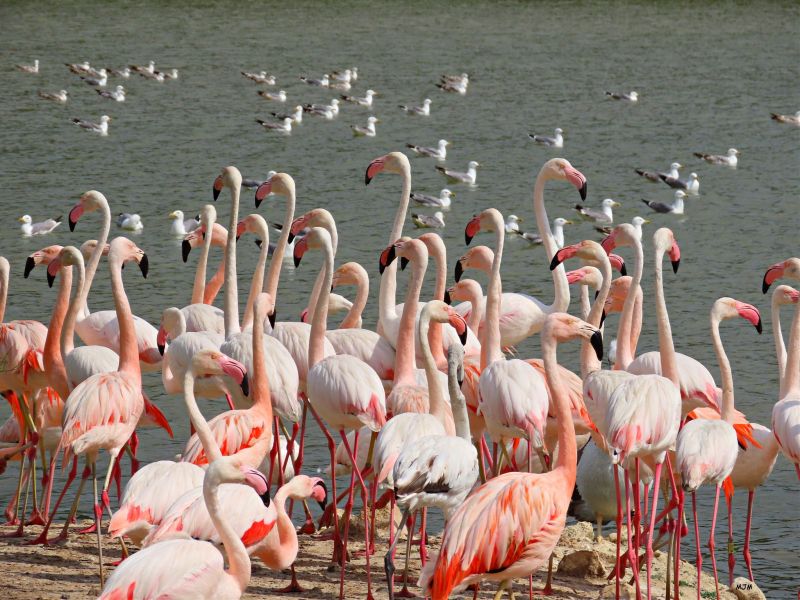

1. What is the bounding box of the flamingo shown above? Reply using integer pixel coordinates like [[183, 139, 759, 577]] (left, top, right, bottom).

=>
[[675, 297, 762, 600], [98, 350, 269, 599], [295, 226, 386, 599], [419, 312, 602, 599]]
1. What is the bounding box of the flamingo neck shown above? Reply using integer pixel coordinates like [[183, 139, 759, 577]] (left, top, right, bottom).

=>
[[460, 282, 484, 333], [44, 265, 71, 399], [191, 220, 214, 305], [80, 201, 111, 319], [654, 245, 679, 386], [264, 190, 295, 299], [171, 310, 187, 338], [378, 164, 411, 335], [204, 258, 225, 305], [268, 485, 299, 558], [394, 248, 427, 385], [582, 256, 612, 377], [533, 171, 569, 313], [0, 265, 7, 322], [710, 314, 735, 423], [783, 300, 800, 395], [426, 238, 448, 370], [482, 214, 505, 368], [579, 286, 591, 321], [224, 186, 241, 338], [448, 357, 471, 441], [308, 238, 334, 369], [108, 255, 141, 377], [305, 219, 338, 325], [541, 333, 576, 486], [615, 240, 644, 370], [250, 299, 273, 429], [339, 269, 368, 329], [61, 257, 85, 358], [772, 295, 788, 395], [183, 370, 222, 461], [243, 226, 269, 329], [419, 311, 455, 435]]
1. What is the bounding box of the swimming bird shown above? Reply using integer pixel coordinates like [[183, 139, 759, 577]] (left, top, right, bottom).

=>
[[130, 61, 155, 75], [595, 215, 650, 236], [241, 70, 275, 84], [241, 171, 276, 190], [352, 116, 379, 137], [329, 80, 351, 91], [38, 90, 68, 103], [18, 215, 62, 236], [436, 160, 479, 185], [81, 70, 107, 87], [574, 198, 619, 224], [770, 110, 800, 125], [117, 213, 144, 232], [96, 85, 125, 102], [270, 105, 303, 123], [331, 68, 355, 83], [436, 75, 468, 94], [660, 171, 700, 195], [407, 139, 448, 159], [412, 211, 445, 229], [71, 115, 111, 135], [139, 69, 165, 82], [65, 61, 92, 74], [399, 98, 432, 116], [169, 210, 200, 236], [256, 117, 292, 133], [694, 148, 739, 167], [300, 73, 329, 87], [642, 190, 687, 214], [341, 89, 376, 107], [636, 161, 681, 183], [529, 127, 564, 148], [258, 89, 286, 102], [106, 66, 130, 78], [303, 98, 339, 117], [441, 72, 468, 84], [411, 188, 454, 208], [605, 90, 638, 101], [15, 59, 39, 73]]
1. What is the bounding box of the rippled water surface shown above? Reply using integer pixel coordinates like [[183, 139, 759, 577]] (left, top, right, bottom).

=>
[[1, 0, 798, 595]]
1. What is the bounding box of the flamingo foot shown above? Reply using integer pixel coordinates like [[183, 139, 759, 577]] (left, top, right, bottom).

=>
[[275, 582, 306, 593], [109, 558, 124, 567], [0, 524, 25, 538], [26, 509, 46, 526], [535, 584, 553, 596], [395, 585, 417, 597], [298, 517, 316, 535], [78, 522, 97, 535], [1, 517, 20, 527]]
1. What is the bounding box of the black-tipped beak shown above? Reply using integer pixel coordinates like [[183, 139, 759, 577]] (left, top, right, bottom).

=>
[[240, 373, 250, 397], [454, 260, 464, 282], [444, 290, 451, 305], [465, 231, 473, 245], [317, 481, 328, 511], [755, 317, 763, 334], [24, 257, 35, 279], [620, 263, 628, 277], [599, 310, 607, 327], [579, 181, 587, 201], [671, 259, 680, 274], [549, 253, 563, 271], [590, 330, 603, 361], [364, 168, 372, 185], [255, 239, 262, 248], [293, 252, 302, 268], [46, 271, 56, 288], [287, 230, 296, 244], [400, 257, 409, 271], [268, 310, 276, 329], [138, 254, 149, 278], [379, 246, 396, 275], [762, 273, 771, 294], [181, 239, 192, 263], [458, 328, 468, 346], [260, 491, 271, 507], [158, 343, 165, 356], [212, 186, 221, 201], [69, 219, 77, 232]]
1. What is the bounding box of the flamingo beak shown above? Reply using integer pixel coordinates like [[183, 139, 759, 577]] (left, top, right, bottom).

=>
[[242, 467, 268, 496], [157, 326, 167, 355], [464, 216, 480, 245], [379, 245, 396, 275], [400, 257, 409, 271], [255, 239, 262, 249], [566, 270, 584, 285], [268, 310, 276, 329], [454, 259, 464, 282], [46, 260, 59, 288], [564, 165, 588, 200], [365, 157, 385, 185], [24, 257, 35, 279], [600, 232, 617, 254], [212, 175, 223, 201], [68, 203, 84, 232], [300, 308, 309, 323], [293, 238, 309, 268], [449, 312, 468, 346], [315, 481, 328, 511], [763, 262, 785, 294], [254, 180, 272, 208], [736, 302, 762, 333], [181, 239, 192, 263], [444, 289, 451, 305], [549, 244, 579, 271], [138, 254, 149, 278], [609, 254, 627, 276], [590, 330, 604, 361], [669, 240, 681, 274]]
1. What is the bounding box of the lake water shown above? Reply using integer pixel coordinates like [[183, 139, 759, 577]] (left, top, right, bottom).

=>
[[1, 0, 798, 595]]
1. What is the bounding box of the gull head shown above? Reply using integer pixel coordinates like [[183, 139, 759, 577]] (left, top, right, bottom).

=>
[[728, 148, 739, 156], [468, 161, 480, 169], [629, 91, 639, 101], [602, 198, 621, 208]]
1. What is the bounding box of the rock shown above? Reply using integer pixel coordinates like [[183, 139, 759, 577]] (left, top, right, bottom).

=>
[[558, 521, 594, 547], [557, 549, 605, 578], [598, 582, 636, 599], [730, 577, 766, 600]]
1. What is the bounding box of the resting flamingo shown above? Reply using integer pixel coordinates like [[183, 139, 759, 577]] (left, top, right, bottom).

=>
[[419, 312, 602, 599], [675, 297, 762, 600]]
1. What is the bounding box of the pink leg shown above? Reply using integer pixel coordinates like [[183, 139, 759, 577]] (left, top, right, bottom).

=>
[[708, 486, 721, 599], [267, 417, 280, 487], [630, 462, 642, 597], [645, 461, 663, 600], [742, 491, 755, 583], [726, 489, 735, 587], [340, 429, 374, 600], [306, 403, 342, 565], [25, 456, 78, 545], [418, 507, 428, 565], [674, 489, 684, 600], [691, 491, 702, 600], [611, 464, 623, 599], [480, 435, 494, 473]]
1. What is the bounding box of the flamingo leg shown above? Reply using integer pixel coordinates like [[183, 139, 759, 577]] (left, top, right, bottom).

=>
[[475, 439, 487, 483], [691, 491, 701, 600], [267, 417, 280, 487], [25, 455, 77, 545], [726, 489, 735, 587], [707, 485, 721, 599], [612, 463, 623, 598], [53, 461, 91, 543], [632, 459, 642, 581], [645, 460, 664, 600], [418, 507, 428, 565], [340, 429, 374, 600], [384, 506, 410, 600], [91, 462, 105, 585], [742, 490, 755, 583], [307, 402, 342, 564], [674, 489, 685, 600], [397, 511, 417, 598]]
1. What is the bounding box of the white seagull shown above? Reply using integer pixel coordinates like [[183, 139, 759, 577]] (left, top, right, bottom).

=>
[[65, 61, 92, 74], [156, 68, 178, 80], [300, 73, 329, 87], [574, 198, 620, 224], [770, 110, 800, 126], [352, 116, 379, 137], [303, 98, 339, 118], [117, 213, 143, 232], [16, 59, 39, 74], [436, 161, 479, 185], [529, 128, 563, 148], [71, 115, 111, 136], [595, 215, 649, 236], [642, 190, 687, 215], [241, 71, 276, 85], [38, 90, 68, 103], [399, 98, 432, 116], [411, 188, 454, 208], [694, 148, 739, 167], [437, 79, 467, 94], [407, 139, 449, 160], [107, 67, 131, 78], [81, 70, 107, 87], [341, 89, 377, 107], [412, 211, 445, 229], [18, 215, 62, 236], [169, 210, 200, 236], [635, 161, 681, 182], [659, 171, 700, 195], [331, 68, 355, 83], [270, 105, 303, 123], [605, 90, 639, 102], [256, 117, 293, 133], [130, 61, 156, 74], [258, 89, 286, 102], [96, 85, 125, 102]]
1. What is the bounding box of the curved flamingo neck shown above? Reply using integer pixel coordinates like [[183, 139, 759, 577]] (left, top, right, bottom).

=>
[[421, 234, 448, 370], [169, 310, 187, 338], [242, 223, 269, 329], [0, 262, 8, 322], [533, 170, 569, 313], [223, 183, 242, 337], [191, 215, 215, 305], [615, 239, 644, 370], [394, 244, 428, 385], [419, 309, 455, 435], [654, 244, 678, 386], [460, 281, 484, 333], [183, 370, 223, 462], [108, 252, 140, 377], [264, 189, 296, 299], [268, 485, 298, 557], [482, 212, 505, 368], [251, 297, 273, 427], [580, 286, 591, 321], [772, 293, 791, 395], [339, 266, 368, 329], [582, 254, 612, 377], [305, 216, 338, 325], [80, 200, 111, 318], [308, 236, 334, 369], [378, 163, 411, 334], [204, 259, 225, 305], [541, 328, 576, 486], [448, 352, 471, 441], [783, 300, 800, 395], [45, 265, 72, 398], [710, 312, 735, 422], [61, 256, 86, 358]]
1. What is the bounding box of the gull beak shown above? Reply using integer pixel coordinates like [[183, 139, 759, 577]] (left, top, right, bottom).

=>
[[611, 201, 621, 208], [17, 217, 25, 223]]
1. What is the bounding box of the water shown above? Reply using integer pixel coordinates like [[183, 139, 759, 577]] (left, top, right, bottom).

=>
[[1, 0, 798, 595]]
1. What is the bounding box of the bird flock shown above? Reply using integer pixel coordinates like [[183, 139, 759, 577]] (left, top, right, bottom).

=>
[[4, 59, 800, 600]]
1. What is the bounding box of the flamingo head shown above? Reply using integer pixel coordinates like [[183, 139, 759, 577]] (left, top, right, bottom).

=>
[[425, 300, 468, 345], [158, 307, 182, 354], [191, 350, 250, 398], [549, 239, 605, 271], [109, 236, 148, 278], [713, 298, 762, 334], [255, 172, 293, 208], [364, 151, 409, 185], [543, 313, 603, 361], [69, 190, 107, 232], [542, 158, 587, 200], [331, 262, 361, 290], [80, 239, 110, 262], [25, 245, 63, 278], [289, 208, 332, 244], [763, 258, 800, 294], [773, 285, 800, 307], [566, 266, 602, 288], [653, 228, 681, 274], [445, 279, 481, 306], [212, 166, 242, 201], [292, 227, 331, 268], [608, 253, 627, 275], [207, 456, 269, 497], [455, 245, 494, 282], [236, 214, 267, 244], [464, 208, 502, 245]]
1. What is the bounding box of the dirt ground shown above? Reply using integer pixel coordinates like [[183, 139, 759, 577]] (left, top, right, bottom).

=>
[[0, 507, 743, 600]]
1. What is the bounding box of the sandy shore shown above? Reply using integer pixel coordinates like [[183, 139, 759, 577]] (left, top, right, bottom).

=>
[[0, 507, 746, 600]]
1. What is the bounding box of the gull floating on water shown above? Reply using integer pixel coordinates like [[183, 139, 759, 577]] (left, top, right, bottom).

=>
[[71, 115, 111, 135], [169, 210, 200, 236], [605, 90, 638, 102], [659, 171, 699, 195], [694, 148, 739, 167], [407, 139, 448, 160], [38, 90, 68, 103], [329, 80, 351, 91], [117, 213, 143, 232], [139, 69, 165, 82], [16, 59, 39, 74], [437, 79, 467, 94], [635, 162, 681, 183], [107, 66, 130, 78], [242, 171, 277, 190], [156, 68, 178, 80], [96, 85, 125, 102], [529, 128, 563, 148], [18, 215, 62, 236], [331, 68, 357, 83], [642, 191, 687, 215], [81, 70, 107, 87], [303, 98, 339, 119], [352, 116, 379, 137], [596, 215, 649, 236], [66, 61, 91, 74], [341, 89, 376, 107], [241, 71, 276, 85], [130, 61, 156, 75], [258, 89, 286, 102], [441, 73, 468, 85], [436, 160, 479, 185], [770, 110, 800, 126], [412, 211, 445, 229], [256, 117, 293, 133], [574, 198, 619, 224], [411, 188, 454, 208], [300, 73, 329, 87], [271, 105, 303, 123], [399, 98, 432, 116]]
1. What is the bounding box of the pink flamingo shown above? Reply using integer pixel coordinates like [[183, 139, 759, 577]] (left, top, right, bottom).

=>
[[675, 297, 762, 600], [295, 226, 386, 600], [419, 312, 602, 599], [99, 350, 269, 600]]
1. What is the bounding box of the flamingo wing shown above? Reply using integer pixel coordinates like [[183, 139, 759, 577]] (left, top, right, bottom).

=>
[[182, 410, 270, 466]]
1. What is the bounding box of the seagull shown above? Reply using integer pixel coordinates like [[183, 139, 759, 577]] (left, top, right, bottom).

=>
[[169, 210, 200, 236], [437, 79, 467, 94], [117, 213, 143, 232], [270, 105, 303, 123], [659, 171, 699, 195], [505, 214, 525, 234], [412, 211, 445, 229], [130, 61, 156, 74], [65, 61, 92, 74], [241, 71, 276, 85], [81, 70, 107, 87], [406, 139, 449, 160], [331, 68, 354, 83], [107, 67, 131, 78], [436, 161, 479, 185], [551, 217, 574, 248], [770, 110, 800, 126], [258, 89, 286, 102], [329, 80, 351, 91], [399, 98, 432, 116], [642, 191, 687, 215], [341, 89, 377, 107], [241, 171, 277, 189], [156, 68, 179, 80], [71, 115, 111, 136], [411, 188, 454, 208], [529, 128, 563, 148], [441, 73, 469, 85], [596, 215, 649, 235], [96, 85, 125, 102], [18, 215, 61, 236], [140, 70, 165, 82], [352, 116, 379, 137], [303, 98, 339, 119], [635, 162, 681, 183], [300, 73, 329, 87], [693, 148, 739, 167], [38, 90, 68, 103], [15, 59, 39, 74], [605, 90, 638, 102], [256, 117, 293, 133], [574, 198, 620, 224], [83, 65, 106, 78]]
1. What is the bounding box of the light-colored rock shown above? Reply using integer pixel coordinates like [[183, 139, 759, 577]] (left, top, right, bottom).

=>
[[598, 582, 636, 599], [729, 577, 766, 600], [559, 521, 594, 546], [557, 550, 606, 578]]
